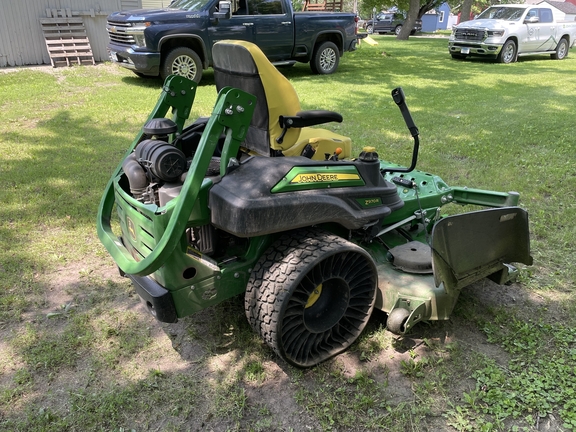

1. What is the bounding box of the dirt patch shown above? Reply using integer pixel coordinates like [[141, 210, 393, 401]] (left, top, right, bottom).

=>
[[2, 256, 567, 431]]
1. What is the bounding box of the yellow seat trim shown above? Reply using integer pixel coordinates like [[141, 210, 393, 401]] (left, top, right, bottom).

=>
[[284, 127, 352, 160], [216, 40, 351, 159]]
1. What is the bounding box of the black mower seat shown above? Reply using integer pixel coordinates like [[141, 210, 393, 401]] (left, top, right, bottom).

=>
[[211, 40, 352, 160]]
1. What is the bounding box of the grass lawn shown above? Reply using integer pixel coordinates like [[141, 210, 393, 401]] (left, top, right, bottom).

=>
[[1, 35, 575, 431]]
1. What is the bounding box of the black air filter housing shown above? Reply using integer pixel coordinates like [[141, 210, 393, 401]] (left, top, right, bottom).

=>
[[135, 139, 186, 182], [143, 118, 178, 137]]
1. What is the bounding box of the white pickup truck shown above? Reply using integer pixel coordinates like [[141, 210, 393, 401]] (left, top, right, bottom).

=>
[[448, 4, 576, 63]]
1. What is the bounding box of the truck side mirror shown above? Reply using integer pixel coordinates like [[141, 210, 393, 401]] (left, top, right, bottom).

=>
[[213, 1, 232, 20], [524, 16, 539, 24]]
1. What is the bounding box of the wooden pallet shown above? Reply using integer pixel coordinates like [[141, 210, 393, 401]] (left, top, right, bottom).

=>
[[40, 17, 95, 67], [302, 0, 343, 11]]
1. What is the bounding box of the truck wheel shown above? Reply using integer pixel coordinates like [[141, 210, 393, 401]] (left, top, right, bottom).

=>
[[161, 47, 203, 83], [310, 41, 340, 75], [394, 25, 402, 36], [245, 229, 377, 368], [366, 24, 373, 34], [498, 39, 517, 64], [551, 38, 569, 60]]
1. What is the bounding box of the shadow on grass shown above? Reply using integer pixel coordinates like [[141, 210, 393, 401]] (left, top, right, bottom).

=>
[[2, 253, 575, 431], [0, 267, 321, 431]]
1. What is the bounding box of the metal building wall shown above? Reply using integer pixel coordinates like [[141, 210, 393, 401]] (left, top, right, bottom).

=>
[[142, 0, 172, 8], [0, 0, 141, 67]]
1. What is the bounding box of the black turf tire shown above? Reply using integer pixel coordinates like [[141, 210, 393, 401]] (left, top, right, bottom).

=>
[[161, 47, 203, 83], [310, 41, 340, 75], [245, 229, 378, 368]]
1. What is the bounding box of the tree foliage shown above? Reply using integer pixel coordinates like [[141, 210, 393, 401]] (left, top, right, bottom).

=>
[[358, 0, 524, 18], [449, 0, 524, 20], [296, 0, 525, 36]]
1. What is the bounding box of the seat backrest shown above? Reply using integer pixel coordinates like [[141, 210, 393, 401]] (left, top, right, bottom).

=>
[[212, 40, 302, 156]]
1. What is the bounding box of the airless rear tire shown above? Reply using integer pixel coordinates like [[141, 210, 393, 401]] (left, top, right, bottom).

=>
[[245, 229, 377, 367]]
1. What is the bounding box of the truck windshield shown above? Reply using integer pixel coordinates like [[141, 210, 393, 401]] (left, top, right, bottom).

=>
[[169, 0, 213, 11], [476, 7, 525, 21]]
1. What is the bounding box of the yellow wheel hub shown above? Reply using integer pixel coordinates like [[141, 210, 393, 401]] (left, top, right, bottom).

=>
[[305, 284, 323, 308]]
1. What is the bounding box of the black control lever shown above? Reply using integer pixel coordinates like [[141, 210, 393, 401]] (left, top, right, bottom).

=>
[[392, 87, 419, 138], [382, 87, 420, 174]]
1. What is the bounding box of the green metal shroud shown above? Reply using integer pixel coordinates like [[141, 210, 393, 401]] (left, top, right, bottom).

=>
[[97, 76, 532, 333], [97, 81, 271, 318]]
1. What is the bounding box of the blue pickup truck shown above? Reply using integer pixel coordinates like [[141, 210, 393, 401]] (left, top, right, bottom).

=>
[[106, 0, 362, 83]]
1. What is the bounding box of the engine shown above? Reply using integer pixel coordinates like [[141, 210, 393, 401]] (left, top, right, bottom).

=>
[[120, 117, 236, 258], [120, 118, 185, 205]]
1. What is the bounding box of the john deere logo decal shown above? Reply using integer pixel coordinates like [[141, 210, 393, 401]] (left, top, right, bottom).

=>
[[291, 173, 360, 183], [127, 218, 136, 241], [271, 166, 365, 193]]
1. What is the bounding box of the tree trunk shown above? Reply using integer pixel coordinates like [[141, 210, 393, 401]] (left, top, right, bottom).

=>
[[397, 0, 420, 40], [460, 0, 473, 23]]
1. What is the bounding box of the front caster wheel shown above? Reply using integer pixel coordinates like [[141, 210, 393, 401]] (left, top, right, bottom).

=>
[[386, 308, 410, 335], [245, 229, 377, 367]]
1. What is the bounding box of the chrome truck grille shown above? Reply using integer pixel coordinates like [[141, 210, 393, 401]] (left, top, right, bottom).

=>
[[454, 28, 486, 42], [107, 20, 134, 45]]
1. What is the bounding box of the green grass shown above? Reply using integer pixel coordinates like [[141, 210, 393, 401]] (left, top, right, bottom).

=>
[[1, 36, 575, 430]]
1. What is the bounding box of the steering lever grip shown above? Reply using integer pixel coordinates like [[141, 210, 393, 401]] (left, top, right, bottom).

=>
[[391, 87, 405, 105], [391, 87, 419, 137]]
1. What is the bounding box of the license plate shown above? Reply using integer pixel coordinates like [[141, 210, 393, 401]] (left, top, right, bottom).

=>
[[109, 51, 118, 62], [461, 47, 470, 54]]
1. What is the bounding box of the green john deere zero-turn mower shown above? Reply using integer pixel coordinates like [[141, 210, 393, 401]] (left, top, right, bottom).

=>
[[97, 40, 533, 368]]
